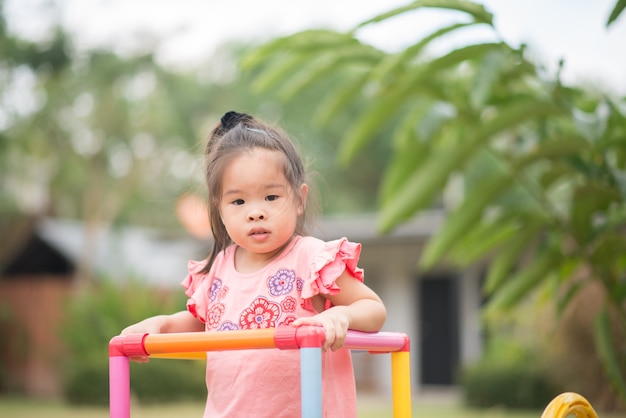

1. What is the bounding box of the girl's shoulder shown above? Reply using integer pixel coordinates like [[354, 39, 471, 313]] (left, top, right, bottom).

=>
[[291, 235, 362, 269], [293, 235, 361, 252], [186, 244, 236, 275], [295, 235, 364, 311]]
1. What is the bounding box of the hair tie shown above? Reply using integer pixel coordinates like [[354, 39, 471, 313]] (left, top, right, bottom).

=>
[[220, 111, 252, 131]]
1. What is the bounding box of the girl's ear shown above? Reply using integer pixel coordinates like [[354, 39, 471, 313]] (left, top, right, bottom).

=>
[[297, 183, 309, 215], [175, 193, 212, 239]]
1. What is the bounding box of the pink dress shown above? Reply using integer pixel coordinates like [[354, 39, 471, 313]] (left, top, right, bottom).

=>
[[181, 235, 363, 418]]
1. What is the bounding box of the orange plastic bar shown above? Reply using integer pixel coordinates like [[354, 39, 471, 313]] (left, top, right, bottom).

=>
[[143, 328, 277, 355]]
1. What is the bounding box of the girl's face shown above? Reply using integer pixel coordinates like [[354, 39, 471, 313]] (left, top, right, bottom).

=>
[[219, 147, 307, 268]]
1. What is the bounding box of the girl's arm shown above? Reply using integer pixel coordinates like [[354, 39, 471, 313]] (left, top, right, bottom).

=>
[[119, 311, 204, 363], [291, 270, 387, 352], [121, 310, 205, 335]]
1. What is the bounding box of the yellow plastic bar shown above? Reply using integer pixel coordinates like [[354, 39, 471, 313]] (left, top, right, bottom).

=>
[[391, 351, 412, 418], [151, 352, 207, 360], [143, 329, 277, 355], [540, 392, 599, 418]]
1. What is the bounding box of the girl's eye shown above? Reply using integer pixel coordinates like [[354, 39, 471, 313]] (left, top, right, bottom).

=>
[[232, 199, 245, 205], [266, 195, 279, 201]]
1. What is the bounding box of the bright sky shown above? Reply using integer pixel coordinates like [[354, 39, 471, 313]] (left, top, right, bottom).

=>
[[6, 0, 626, 94]]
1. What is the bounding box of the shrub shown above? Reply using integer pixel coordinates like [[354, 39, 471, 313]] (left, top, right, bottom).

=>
[[65, 361, 110, 405], [60, 276, 207, 405], [65, 358, 206, 405], [460, 355, 560, 409], [130, 359, 206, 403]]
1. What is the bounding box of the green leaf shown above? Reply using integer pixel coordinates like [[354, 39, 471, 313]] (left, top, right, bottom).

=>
[[517, 136, 590, 166], [594, 308, 626, 399], [607, 0, 626, 26], [570, 183, 621, 242], [417, 101, 457, 142], [378, 98, 563, 233], [250, 54, 310, 93], [484, 219, 544, 294], [589, 235, 626, 285], [420, 172, 513, 269], [486, 247, 560, 312], [241, 30, 358, 70], [337, 43, 510, 166], [369, 22, 474, 82], [278, 48, 381, 102], [420, 43, 507, 76], [379, 104, 432, 203], [449, 218, 520, 267], [313, 72, 370, 126], [556, 277, 584, 317], [470, 50, 505, 109], [354, 0, 493, 30], [337, 88, 411, 165]]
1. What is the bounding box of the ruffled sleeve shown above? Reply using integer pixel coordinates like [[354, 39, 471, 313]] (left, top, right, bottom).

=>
[[300, 237, 364, 312], [180, 259, 211, 323]]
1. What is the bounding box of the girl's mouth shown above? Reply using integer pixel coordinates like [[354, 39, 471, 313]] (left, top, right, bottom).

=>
[[249, 229, 270, 240]]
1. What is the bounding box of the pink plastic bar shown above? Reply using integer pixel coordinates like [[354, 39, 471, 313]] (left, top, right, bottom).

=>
[[109, 326, 412, 418], [109, 356, 130, 418], [344, 330, 410, 352]]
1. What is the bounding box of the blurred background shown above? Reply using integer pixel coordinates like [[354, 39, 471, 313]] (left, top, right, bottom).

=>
[[1, 0, 625, 415]]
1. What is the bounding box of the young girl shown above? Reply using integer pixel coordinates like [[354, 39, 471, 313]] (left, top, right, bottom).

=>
[[120, 111, 387, 417]]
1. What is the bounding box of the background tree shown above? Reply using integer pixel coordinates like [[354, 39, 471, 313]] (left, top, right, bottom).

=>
[[0, 0, 387, 281], [243, 0, 626, 406]]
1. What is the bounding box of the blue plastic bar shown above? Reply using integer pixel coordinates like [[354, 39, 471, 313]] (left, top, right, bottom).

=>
[[300, 347, 323, 418]]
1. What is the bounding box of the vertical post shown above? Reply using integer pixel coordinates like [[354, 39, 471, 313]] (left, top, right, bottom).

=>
[[391, 351, 412, 418], [300, 347, 323, 418], [109, 334, 147, 418], [109, 355, 130, 418], [295, 326, 326, 418]]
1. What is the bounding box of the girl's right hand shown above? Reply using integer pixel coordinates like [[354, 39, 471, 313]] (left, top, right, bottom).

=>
[[118, 311, 205, 363], [119, 316, 167, 363], [120, 317, 165, 336]]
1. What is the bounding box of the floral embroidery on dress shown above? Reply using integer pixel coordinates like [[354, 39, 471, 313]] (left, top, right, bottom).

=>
[[207, 303, 225, 330], [279, 316, 296, 326], [267, 269, 296, 296], [296, 278, 304, 291], [281, 296, 297, 312], [218, 285, 229, 301], [239, 297, 281, 329], [209, 278, 223, 302], [218, 321, 239, 331]]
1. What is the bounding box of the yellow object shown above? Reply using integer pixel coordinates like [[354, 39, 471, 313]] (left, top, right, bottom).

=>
[[541, 392, 599, 418], [391, 351, 412, 418]]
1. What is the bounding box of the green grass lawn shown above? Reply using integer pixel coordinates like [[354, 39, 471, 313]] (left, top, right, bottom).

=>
[[0, 395, 603, 418]]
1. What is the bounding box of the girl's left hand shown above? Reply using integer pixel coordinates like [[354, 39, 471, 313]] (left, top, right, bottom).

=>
[[291, 306, 351, 352]]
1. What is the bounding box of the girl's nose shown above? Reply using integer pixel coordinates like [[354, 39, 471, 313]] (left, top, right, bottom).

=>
[[248, 209, 265, 221]]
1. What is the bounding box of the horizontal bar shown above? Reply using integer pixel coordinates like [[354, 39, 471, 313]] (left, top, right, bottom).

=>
[[110, 327, 411, 358], [143, 328, 277, 355], [344, 330, 410, 352]]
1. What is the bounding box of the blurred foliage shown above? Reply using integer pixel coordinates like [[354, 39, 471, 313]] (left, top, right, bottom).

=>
[[243, 0, 626, 407], [460, 310, 562, 409], [60, 277, 205, 405], [461, 354, 559, 410], [0, 6, 387, 226], [0, 0, 390, 282]]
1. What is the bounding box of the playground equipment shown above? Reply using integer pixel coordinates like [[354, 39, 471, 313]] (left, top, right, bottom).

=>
[[109, 326, 600, 418], [109, 326, 412, 418], [540, 392, 599, 418]]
